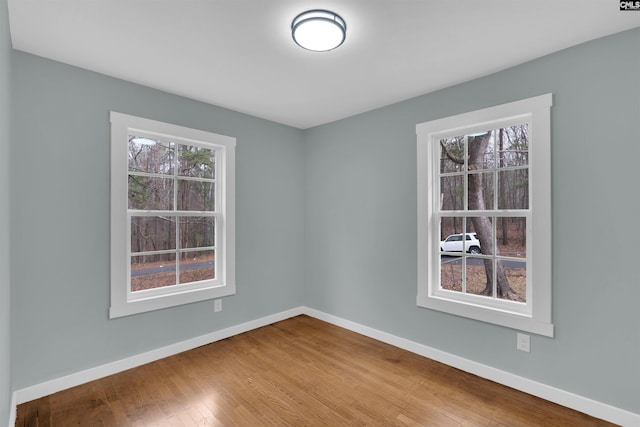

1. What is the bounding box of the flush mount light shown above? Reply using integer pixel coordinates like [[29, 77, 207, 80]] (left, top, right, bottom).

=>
[[131, 137, 157, 146], [291, 9, 346, 52], [467, 131, 489, 137]]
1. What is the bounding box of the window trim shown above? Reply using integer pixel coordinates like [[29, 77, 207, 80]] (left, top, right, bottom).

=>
[[416, 94, 553, 337], [110, 112, 236, 318]]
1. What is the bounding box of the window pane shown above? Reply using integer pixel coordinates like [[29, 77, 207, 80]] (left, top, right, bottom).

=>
[[500, 260, 526, 302], [498, 169, 528, 209], [468, 172, 494, 211], [179, 216, 215, 249], [440, 217, 465, 253], [179, 250, 215, 284], [496, 217, 526, 258], [177, 180, 215, 211], [497, 125, 528, 168], [439, 137, 465, 173], [440, 175, 464, 211], [128, 137, 174, 175], [128, 176, 174, 210], [467, 131, 494, 170], [131, 216, 176, 253], [440, 255, 462, 292], [466, 217, 492, 255], [131, 253, 176, 292], [178, 145, 215, 179], [466, 257, 492, 297]]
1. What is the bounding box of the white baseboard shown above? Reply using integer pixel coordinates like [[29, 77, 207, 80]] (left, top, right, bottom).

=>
[[302, 307, 640, 427], [8, 391, 16, 427], [10, 306, 639, 427], [13, 306, 304, 406]]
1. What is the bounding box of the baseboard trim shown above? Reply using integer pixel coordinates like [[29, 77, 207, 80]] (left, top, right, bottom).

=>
[[302, 307, 640, 427], [8, 391, 16, 427], [11, 306, 639, 427], [13, 306, 304, 406]]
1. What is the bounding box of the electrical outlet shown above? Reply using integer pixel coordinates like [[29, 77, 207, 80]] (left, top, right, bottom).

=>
[[214, 299, 222, 312], [517, 333, 530, 352]]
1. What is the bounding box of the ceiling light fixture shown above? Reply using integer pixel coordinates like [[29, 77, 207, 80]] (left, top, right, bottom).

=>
[[291, 9, 346, 52], [131, 137, 157, 146]]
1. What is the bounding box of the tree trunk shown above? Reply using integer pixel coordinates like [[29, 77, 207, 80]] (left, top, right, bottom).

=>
[[467, 133, 517, 299], [498, 129, 508, 246]]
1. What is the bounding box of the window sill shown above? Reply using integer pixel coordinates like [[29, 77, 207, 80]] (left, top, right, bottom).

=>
[[417, 293, 554, 337], [109, 283, 235, 319]]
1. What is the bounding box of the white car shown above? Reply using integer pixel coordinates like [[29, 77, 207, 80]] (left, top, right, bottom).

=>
[[440, 233, 481, 254]]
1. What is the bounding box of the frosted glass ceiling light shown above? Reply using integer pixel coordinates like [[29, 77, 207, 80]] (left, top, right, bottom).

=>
[[291, 10, 346, 52], [131, 137, 157, 146]]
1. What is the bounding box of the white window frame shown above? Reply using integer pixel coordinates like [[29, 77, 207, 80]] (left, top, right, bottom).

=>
[[110, 112, 236, 318], [417, 94, 553, 337]]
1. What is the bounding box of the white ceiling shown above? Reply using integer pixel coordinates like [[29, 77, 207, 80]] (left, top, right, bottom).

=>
[[7, 1, 640, 129]]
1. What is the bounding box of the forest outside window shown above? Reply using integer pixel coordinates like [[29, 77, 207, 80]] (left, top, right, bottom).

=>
[[416, 94, 553, 337], [110, 112, 236, 318]]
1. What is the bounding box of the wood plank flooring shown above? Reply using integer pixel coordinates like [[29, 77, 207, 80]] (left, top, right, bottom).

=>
[[16, 315, 616, 426]]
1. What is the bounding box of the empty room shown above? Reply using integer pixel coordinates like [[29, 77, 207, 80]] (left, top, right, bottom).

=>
[[1, 1, 639, 426]]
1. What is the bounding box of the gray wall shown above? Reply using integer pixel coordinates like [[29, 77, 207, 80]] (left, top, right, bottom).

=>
[[304, 27, 640, 414], [0, 0, 12, 423], [0, 0, 11, 421], [10, 52, 306, 390]]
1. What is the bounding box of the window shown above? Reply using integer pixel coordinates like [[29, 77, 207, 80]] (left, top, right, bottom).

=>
[[110, 112, 235, 318], [417, 94, 553, 337]]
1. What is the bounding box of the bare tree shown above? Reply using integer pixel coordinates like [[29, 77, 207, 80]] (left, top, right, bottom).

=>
[[441, 133, 521, 300], [467, 133, 519, 299]]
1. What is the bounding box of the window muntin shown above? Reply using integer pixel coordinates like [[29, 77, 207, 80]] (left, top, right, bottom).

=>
[[438, 127, 530, 307], [111, 112, 235, 318], [127, 136, 218, 298], [417, 94, 553, 337]]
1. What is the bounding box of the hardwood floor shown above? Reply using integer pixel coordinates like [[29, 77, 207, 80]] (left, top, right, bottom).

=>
[[16, 315, 616, 426]]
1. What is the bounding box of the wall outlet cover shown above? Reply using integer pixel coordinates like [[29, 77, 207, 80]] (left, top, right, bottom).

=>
[[517, 333, 530, 352]]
